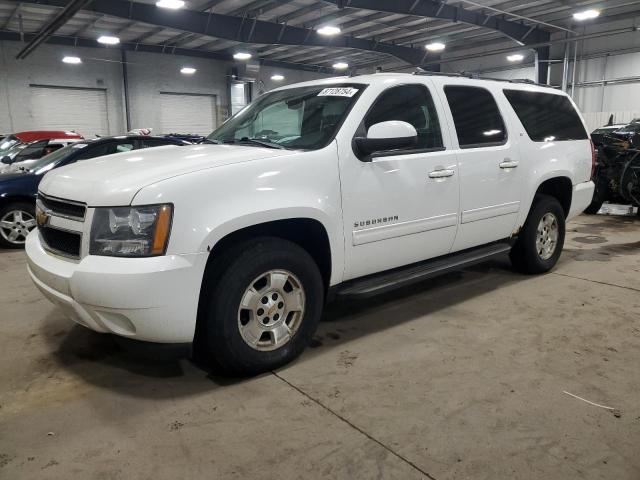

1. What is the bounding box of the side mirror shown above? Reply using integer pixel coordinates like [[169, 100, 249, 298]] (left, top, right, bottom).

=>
[[0, 156, 12, 165], [354, 121, 418, 160]]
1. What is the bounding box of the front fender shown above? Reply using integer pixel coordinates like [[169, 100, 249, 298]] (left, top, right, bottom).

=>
[[132, 144, 345, 285]]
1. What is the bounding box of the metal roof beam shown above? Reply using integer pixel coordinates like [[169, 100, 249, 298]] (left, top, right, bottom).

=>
[[320, 0, 551, 45], [18, 0, 430, 65], [15, 0, 93, 59], [0, 29, 337, 74]]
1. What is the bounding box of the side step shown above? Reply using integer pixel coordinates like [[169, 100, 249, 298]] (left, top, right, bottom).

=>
[[334, 242, 512, 300]]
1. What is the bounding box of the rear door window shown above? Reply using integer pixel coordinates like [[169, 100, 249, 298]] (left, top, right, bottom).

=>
[[444, 86, 507, 148], [503, 90, 588, 142]]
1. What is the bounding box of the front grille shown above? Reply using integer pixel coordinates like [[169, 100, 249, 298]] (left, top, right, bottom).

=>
[[38, 194, 86, 220], [40, 227, 81, 258]]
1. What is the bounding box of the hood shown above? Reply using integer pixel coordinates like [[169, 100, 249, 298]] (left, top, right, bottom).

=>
[[0, 171, 34, 183], [38, 144, 298, 206]]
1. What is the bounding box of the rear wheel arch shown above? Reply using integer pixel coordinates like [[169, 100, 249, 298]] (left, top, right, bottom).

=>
[[533, 176, 573, 218]]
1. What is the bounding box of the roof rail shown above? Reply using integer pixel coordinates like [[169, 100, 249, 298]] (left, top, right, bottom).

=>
[[412, 70, 550, 88]]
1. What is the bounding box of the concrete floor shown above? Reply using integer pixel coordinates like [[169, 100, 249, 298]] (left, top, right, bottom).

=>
[[1, 213, 639, 480]]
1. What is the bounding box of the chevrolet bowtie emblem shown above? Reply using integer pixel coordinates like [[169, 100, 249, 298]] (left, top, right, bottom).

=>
[[36, 208, 50, 227]]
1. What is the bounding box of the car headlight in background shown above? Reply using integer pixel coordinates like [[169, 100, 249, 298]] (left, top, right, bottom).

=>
[[90, 204, 173, 257]]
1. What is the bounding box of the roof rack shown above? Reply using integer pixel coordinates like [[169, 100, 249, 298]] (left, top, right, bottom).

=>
[[412, 70, 550, 88]]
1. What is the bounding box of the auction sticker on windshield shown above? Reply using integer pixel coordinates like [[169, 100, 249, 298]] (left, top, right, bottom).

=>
[[317, 87, 359, 97]]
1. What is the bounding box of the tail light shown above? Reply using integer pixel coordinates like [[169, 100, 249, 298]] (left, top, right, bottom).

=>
[[590, 139, 596, 179]]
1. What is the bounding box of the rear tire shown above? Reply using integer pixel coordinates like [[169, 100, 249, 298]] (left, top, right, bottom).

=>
[[510, 194, 565, 274], [0, 202, 36, 249], [196, 237, 324, 375]]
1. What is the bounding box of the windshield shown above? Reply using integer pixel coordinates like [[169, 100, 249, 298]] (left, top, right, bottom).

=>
[[21, 143, 86, 174], [0, 136, 20, 155], [207, 84, 365, 150], [616, 124, 640, 133]]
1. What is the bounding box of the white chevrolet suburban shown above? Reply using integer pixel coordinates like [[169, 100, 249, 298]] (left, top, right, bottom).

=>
[[26, 72, 595, 374]]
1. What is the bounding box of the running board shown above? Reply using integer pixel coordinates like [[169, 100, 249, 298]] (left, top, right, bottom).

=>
[[334, 242, 512, 300]]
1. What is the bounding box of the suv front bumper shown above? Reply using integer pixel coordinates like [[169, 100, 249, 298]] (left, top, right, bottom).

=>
[[25, 231, 207, 343]]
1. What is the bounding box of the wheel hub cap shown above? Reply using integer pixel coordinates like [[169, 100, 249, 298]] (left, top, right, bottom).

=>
[[536, 212, 559, 261], [0, 210, 36, 245], [237, 270, 306, 351]]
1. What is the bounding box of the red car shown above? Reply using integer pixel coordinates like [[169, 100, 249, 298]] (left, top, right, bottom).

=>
[[0, 130, 83, 160]]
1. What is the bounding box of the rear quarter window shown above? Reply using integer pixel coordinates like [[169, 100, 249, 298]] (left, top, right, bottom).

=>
[[503, 90, 588, 142]]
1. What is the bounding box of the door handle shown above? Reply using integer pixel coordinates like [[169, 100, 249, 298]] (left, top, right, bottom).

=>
[[428, 169, 455, 179], [499, 159, 519, 169]]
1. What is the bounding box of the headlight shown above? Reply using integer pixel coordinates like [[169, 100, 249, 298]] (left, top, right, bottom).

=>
[[90, 204, 173, 257]]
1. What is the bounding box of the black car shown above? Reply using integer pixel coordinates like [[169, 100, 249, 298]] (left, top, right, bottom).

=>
[[0, 135, 185, 248]]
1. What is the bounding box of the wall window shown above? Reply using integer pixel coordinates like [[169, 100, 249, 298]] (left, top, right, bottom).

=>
[[503, 90, 588, 142], [364, 84, 443, 150], [444, 86, 507, 148]]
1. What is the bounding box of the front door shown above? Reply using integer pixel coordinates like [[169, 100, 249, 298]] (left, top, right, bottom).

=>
[[338, 82, 460, 281]]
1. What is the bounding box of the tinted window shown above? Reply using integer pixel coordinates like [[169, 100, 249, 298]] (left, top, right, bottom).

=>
[[444, 86, 507, 148], [364, 84, 443, 150], [503, 90, 588, 142], [140, 138, 175, 148], [14, 140, 48, 161]]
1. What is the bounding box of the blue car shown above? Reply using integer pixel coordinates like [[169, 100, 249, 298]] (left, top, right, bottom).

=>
[[0, 135, 185, 248]]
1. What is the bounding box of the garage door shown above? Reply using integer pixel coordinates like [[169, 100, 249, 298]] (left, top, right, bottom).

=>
[[29, 84, 109, 137], [160, 92, 217, 136]]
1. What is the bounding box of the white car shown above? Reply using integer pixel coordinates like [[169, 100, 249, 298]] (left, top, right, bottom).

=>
[[0, 138, 81, 173], [26, 73, 595, 374]]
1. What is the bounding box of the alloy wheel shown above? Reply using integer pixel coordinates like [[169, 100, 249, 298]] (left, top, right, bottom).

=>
[[237, 269, 306, 351], [0, 210, 36, 246], [536, 212, 559, 260]]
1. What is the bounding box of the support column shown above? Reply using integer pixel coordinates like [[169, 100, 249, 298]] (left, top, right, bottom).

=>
[[535, 46, 550, 85]]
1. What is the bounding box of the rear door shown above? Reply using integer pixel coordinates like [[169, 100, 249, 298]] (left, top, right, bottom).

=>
[[439, 83, 523, 251]]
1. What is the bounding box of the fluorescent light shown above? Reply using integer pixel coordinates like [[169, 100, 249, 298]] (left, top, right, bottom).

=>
[[156, 0, 185, 8], [573, 9, 600, 21], [507, 54, 524, 62], [97, 35, 120, 45], [425, 42, 445, 52], [180, 67, 196, 74], [317, 25, 341, 36], [332, 62, 349, 70], [233, 52, 252, 60], [62, 56, 82, 64], [271, 74, 285, 81]]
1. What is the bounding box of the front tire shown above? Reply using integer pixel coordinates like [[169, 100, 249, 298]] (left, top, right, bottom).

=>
[[510, 194, 565, 274], [0, 202, 36, 249], [196, 237, 324, 375]]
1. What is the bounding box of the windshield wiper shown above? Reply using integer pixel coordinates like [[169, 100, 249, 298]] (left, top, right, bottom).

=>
[[202, 138, 220, 144], [235, 138, 285, 149]]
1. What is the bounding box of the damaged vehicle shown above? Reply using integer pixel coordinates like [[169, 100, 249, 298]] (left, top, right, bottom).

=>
[[586, 130, 640, 215]]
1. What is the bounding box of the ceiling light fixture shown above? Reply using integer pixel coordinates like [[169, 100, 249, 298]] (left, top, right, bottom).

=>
[[332, 62, 349, 70], [271, 74, 285, 81], [233, 52, 252, 60], [156, 0, 185, 8], [425, 42, 446, 52], [317, 25, 341, 36], [97, 35, 120, 45], [62, 56, 82, 64], [573, 9, 600, 21], [181, 67, 196, 74], [507, 53, 524, 62]]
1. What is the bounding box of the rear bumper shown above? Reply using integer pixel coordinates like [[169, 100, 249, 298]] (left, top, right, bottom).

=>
[[26, 231, 207, 343], [568, 181, 595, 220]]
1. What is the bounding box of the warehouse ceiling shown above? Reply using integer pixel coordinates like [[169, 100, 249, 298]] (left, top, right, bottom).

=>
[[0, 0, 639, 72]]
